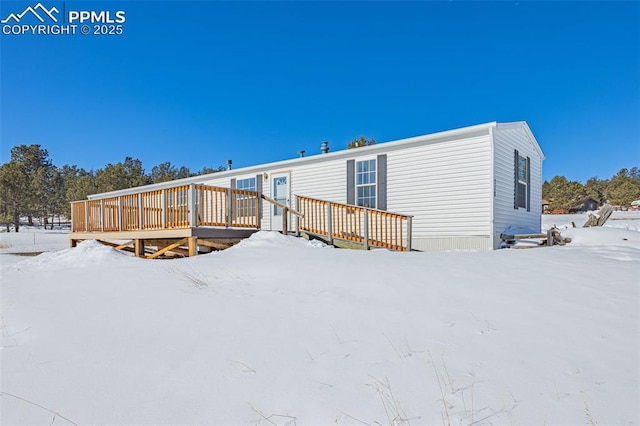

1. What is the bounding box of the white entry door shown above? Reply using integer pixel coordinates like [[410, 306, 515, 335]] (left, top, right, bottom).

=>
[[271, 172, 290, 231]]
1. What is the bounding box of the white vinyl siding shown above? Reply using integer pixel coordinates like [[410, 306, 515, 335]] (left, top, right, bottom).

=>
[[385, 132, 493, 244], [288, 161, 345, 204], [493, 123, 543, 248], [198, 129, 505, 251]]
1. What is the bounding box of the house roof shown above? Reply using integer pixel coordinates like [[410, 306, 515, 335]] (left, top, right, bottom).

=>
[[88, 121, 542, 199]]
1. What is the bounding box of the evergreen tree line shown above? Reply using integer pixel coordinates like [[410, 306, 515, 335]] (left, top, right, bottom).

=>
[[542, 167, 640, 212], [1, 144, 638, 231], [1, 136, 374, 231], [0, 144, 225, 231]]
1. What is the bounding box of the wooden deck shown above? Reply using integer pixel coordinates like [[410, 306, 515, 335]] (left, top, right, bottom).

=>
[[70, 183, 262, 258], [70, 182, 414, 257]]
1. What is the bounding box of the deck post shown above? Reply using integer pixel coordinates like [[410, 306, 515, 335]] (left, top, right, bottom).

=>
[[84, 201, 89, 232], [117, 197, 123, 231], [227, 187, 232, 228], [282, 207, 288, 235], [326, 202, 333, 244], [294, 197, 300, 236], [100, 199, 104, 232], [134, 239, 145, 257], [161, 189, 167, 229], [363, 208, 369, 250], [70, 238, 77, 248], [188, 236, 197, 257], [257, 192, 262, 229], [138, 193, 143, 230], [189, 184, 197, 228], [70, 202, 75, 232], [406, 216, 413, 252]]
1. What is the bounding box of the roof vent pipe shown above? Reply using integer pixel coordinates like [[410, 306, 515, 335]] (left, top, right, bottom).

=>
[[320, 141, 329, 154], [226, 159, 232, 170], [298, 150, 305, 158]]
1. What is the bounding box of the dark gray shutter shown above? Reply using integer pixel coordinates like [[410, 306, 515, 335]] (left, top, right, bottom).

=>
[[346, 160, 355, 205], [526, 156, 531, 212], [513, 150, 519, 209], [255, 175, 262, 193], [255, 174, 263, 219], [377, 154, 387, 211]]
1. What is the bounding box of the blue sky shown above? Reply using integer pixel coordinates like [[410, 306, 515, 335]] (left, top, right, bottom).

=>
[[1, 1, 638, 182]]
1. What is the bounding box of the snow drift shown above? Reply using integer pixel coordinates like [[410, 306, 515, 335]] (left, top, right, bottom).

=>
[[1, 221, 639, 425]]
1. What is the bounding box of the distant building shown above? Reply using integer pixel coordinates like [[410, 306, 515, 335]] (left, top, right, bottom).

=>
[[542, 199, 550, 213], [578, 198, 599, 213]]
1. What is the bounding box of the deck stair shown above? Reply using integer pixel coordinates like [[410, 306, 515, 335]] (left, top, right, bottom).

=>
[[69, 182, 412, 257]]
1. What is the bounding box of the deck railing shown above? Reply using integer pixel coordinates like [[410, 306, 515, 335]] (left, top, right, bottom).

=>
[[296, 195, 413, 251], [71, 183, 411, 251], [71, 183, 261, 233]]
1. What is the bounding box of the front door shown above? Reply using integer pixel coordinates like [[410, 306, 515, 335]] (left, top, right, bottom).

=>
[[271, 172, 290, 231]]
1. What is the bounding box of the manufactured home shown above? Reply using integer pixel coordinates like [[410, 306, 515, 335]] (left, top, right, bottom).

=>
[[70, 121, 544, 254]]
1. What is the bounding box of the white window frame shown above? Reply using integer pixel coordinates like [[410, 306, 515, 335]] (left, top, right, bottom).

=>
[[235, 176, 257, 217], [236, 177, 256, 192], [516, 154, 528, 209], [356, 157, 377, 209]]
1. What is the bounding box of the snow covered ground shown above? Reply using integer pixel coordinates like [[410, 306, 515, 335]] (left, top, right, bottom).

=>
[[0, 228, 69, 257], [1, 214, 639, 425]]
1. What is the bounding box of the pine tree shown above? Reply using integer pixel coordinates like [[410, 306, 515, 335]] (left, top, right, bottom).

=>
[[347, 136, 376, 149], [606, 168, 640, 206], [95, 157, 151, 193], [0, 161, 30, 231], [584, 177, 607, 205], [151, 162, 178, 183], [0, 145, 57, 230]]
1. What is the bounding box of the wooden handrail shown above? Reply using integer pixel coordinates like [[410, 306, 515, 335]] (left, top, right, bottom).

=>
[[71, 182, 265, 233], [260, 194, 304, 218], [296, 195, 412, 251]]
